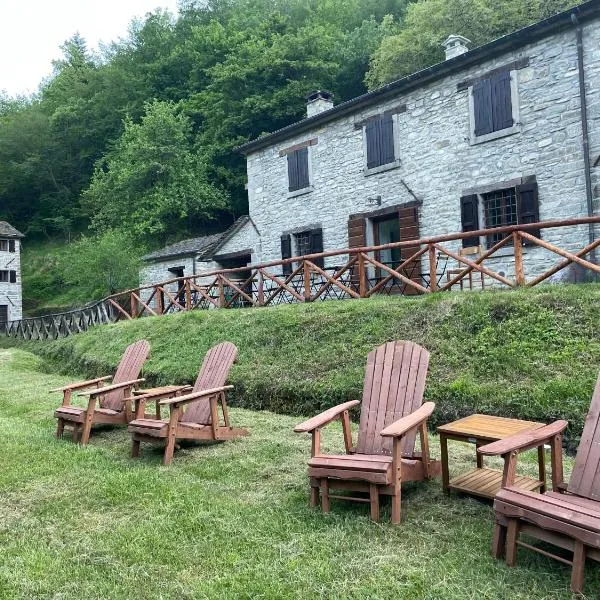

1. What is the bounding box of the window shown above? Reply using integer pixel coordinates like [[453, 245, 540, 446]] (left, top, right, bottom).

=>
[[0, 271, 8, 282], [471, 70, 516, 141], [374, 215, 401, 268], [9, 240, 15, 252], [0, 305, 7, 323], [460, 181, 540, 248], [365, 114, 395, 170], [287, 147, 310, 192], [0, 240, 7, 252], [280, 228, 323, 274]]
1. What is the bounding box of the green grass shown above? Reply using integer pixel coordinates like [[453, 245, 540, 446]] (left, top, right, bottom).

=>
[[5, 285, 600, 450], [0, 348, 597, 599]]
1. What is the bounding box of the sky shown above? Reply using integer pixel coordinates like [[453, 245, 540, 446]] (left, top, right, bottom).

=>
[[1, 0, 180, 97]]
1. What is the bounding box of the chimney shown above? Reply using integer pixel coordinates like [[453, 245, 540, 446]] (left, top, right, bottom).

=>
[[306, 90, 334, 118], [442, 35, 471, 60]]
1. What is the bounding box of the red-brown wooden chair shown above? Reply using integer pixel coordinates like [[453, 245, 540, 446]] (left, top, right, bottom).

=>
[[294, 340, 441, 524], [128, 341, 248, 465], [53, 340, 150, 445], [478, 372, 600, 593]]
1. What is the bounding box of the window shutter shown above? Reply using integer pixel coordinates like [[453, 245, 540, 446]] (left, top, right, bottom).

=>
[[491, 71, 513, 131], [365, 120, 380, 169], [8, 240, 15, 253], [9, 271, 16, 284], [380, 114, 395, 166], [517, 182, 540, 241], [473, 79, 493, 137], [348, 215, 366, 287], [309, 228, 324, 269], [398, 205, 422, 295], [460, 195, 480, 248], [281, 234, 292, 275], [287, 152, 299, 192], [297, 147, 309, 190]]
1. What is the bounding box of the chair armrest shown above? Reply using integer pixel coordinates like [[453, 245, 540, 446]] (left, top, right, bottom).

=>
[[478, 420, 568, 456], [77, 379, 145, 397], [159, 385, 234, 406], [49, 376, 112, 393], [380, 402, 435, 438], [294, 400, 360, 433]]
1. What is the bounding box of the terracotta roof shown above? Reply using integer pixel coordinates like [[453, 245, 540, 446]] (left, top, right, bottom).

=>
[[0, 221, 24, 238]]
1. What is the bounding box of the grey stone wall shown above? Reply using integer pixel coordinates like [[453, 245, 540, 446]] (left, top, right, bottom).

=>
[[0, 239, 22, 321], [246, 17, 600, 284], [215, 219, 261, 263]]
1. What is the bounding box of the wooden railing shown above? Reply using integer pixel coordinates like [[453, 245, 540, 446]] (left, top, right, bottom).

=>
[[4, 216, 600, 340]]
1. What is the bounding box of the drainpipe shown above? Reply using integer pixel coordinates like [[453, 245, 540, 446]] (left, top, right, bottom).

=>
[[572, 13, 596, 266]]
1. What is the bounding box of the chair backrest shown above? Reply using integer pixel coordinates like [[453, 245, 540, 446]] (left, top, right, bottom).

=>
[[181, 342, 238, 424], [568, 372, 600, 500], [101, 340, 151, 411], [356, 340, 430, 456]]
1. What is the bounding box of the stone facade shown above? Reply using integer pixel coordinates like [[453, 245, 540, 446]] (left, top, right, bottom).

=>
[[240, 7, 600, 283], [0, 222, 24, 323]]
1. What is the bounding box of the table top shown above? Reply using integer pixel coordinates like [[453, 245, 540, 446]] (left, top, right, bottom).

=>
[[437, 414, 545, 441], [132, 385, 189, 396]]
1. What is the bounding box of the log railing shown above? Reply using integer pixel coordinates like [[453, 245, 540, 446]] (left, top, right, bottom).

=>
[[3, 216, 600, 340]]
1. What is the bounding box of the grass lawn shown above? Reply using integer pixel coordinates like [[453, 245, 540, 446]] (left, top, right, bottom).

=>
[[0, 348, 597, 599]]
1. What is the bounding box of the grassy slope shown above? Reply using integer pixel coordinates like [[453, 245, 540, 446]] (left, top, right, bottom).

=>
[[0, 348, 596, 599], [5, 285, 600, 450]]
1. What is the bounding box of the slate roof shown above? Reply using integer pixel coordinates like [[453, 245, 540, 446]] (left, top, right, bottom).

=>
[[0, 221, 24, 238], [141, 216, 252, 262]]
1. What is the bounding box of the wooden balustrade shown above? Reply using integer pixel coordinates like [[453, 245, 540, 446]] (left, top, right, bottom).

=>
[[4, 216, 600, 340]]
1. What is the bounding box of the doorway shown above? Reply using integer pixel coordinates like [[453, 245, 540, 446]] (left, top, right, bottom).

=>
[[373, 214, 401, 276], [0, 305, 8, 333]]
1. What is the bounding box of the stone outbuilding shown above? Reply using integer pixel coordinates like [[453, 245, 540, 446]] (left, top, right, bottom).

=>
[[0, 222, 24, 326]]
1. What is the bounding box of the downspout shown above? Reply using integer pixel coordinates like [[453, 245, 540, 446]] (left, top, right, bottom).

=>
[[572, 13, 596, 266]]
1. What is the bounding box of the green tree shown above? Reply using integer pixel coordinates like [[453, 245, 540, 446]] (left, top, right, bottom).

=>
[[84, 100, 227, 243], [366, 0, 579, 89]]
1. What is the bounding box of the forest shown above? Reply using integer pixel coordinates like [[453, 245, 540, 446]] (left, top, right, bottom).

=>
[[0, 0, 578, 309]]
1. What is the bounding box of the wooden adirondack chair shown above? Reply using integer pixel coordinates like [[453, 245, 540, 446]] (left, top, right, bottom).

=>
[[53, 340, 150, 445], [478, 372, 600, 593], [128, 341, 248, 465], [294, 340, 441, 524]]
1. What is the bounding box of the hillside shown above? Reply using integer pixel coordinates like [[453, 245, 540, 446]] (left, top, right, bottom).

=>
[[4, 285, 600, 448]]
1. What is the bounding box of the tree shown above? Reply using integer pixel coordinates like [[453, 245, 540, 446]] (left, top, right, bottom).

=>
[[365, 0, 579, 89], [83, 100, 228, 243]]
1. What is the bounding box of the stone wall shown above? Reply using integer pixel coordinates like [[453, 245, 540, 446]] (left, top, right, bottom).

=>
[[215, 219, 261, 264], [245, 17, 600, 283], [0, 239, 22, 322]]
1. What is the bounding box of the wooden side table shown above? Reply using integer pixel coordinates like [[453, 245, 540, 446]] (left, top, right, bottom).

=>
[[437, 414, 546, 500]]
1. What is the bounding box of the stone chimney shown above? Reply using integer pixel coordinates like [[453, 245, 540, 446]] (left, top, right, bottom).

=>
[[306, 90, 334, 118], [442, 35, 471, 60]]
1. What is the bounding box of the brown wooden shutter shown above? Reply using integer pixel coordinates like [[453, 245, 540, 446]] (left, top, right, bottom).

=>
[[473, 79, 493, 136], [491, 71, 513, 131], [365, 120, 380, 169], [348, 215, 366, 286], [8, 240, 15, 252], [460, 194, 480, 248], [287, 153, 299, 192], [297, 148, 309, 190], [309, 228, 324, 269], [366, 116, 395, 169], [9, 271, 16, 283], [517, 182, 540, 241], [398, 205, 422, 295], [380, 114, 395, 165], [281, 234, 292, 275]]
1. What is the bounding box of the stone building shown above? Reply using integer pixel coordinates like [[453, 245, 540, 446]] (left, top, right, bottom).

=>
[[231, 1, 600, 284], [0, 222, 24, 326]]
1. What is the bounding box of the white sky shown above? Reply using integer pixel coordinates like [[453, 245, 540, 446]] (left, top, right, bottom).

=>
[[1, 0, 180, 97]]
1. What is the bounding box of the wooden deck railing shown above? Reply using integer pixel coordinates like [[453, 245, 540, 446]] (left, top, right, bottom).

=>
[[4, 216, 600, 340]]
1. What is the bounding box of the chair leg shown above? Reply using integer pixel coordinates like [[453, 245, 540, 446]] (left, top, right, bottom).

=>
[[131, 438, 140, 458], [310, 481, 320, 508], [163, 436, 176, 465], [571, 541, 586, 594], [492, 521, 507, 559], [505, 519, 519, 566], [320, 479, 330, 513], [391, 487, 401, 525], [369, 484, 380, 522], [56, 418, 65, 438]]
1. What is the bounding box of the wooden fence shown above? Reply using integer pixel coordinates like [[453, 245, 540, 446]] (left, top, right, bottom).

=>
[[4, 216, 600, 340]]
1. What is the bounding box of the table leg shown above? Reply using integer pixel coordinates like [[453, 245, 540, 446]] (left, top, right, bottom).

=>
[[476, 443, 483, 469], [440, 434, 450, 494], [538, 445, 546, 493]]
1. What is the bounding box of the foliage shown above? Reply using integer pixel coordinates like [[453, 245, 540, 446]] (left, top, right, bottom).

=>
[[366, 0, 579, 88], [6, 285, 600, 450], [1, 347, 595, 598], [59, 230, 144, 299], [83, 100, 227, 243]]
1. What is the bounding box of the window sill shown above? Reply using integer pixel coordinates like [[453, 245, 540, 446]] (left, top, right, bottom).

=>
[[364, 160, 401, 177], [470, 124, 521, 146], [287, 186, 314, 199]]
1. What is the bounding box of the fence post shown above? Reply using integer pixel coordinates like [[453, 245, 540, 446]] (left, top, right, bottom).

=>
[[185, 280, 192, 311], [218, 275, 226, 308], [257, 270, 264, 306], [155, 287, 164, 315], [428, 245, 438, 292], [513, 232, 525, 286], [358, 253, 367, 298], [303, 260, 311, 302], [130, 291, 138, 319]]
